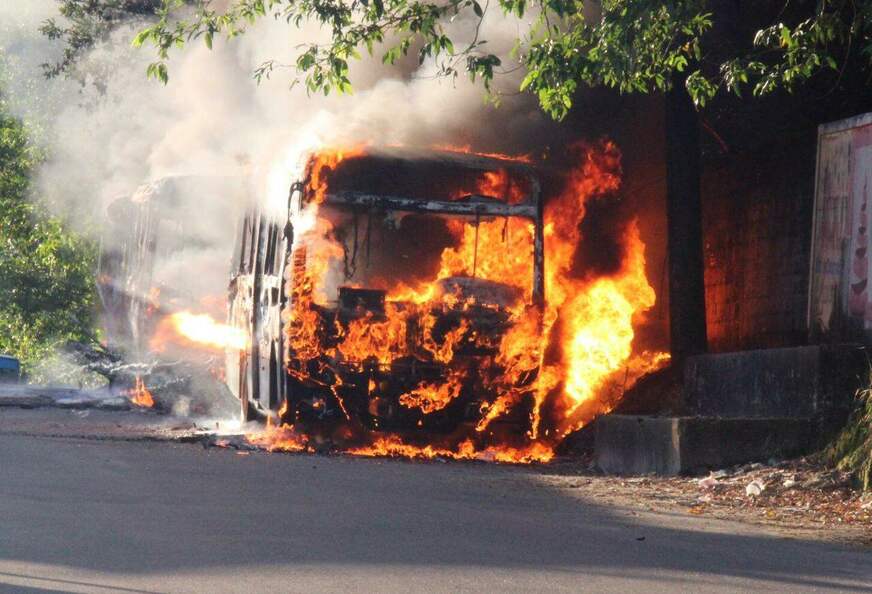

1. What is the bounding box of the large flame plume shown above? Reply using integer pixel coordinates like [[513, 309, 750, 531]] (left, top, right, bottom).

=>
[[247, 140, 668, 462]]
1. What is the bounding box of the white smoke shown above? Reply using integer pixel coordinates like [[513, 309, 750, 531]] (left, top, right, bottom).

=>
[[0, 2, 557, 351], [2, 5, 550, 208]]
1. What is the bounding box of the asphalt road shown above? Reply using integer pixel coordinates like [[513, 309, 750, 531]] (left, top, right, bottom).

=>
[[1, 433, 870, 593]]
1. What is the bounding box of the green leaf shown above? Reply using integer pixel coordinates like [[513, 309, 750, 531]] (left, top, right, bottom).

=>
[[132, 29, 151, 48]]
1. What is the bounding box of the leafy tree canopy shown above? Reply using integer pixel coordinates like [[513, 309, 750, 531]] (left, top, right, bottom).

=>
[[0, 80, 98, 369], [40, 0, 193, 79], [43, 1, 872, 120]]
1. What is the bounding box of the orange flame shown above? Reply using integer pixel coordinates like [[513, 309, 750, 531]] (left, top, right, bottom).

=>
[[128, 376, 155, 408], [151, 311, 249, 353], [399, 370, 466, 414], [333, 306, 409, 365], [431, 143, 534, 164], [306, 146, 368, 205], [346, 436, 554, 463], [247, 424, 308, 452]]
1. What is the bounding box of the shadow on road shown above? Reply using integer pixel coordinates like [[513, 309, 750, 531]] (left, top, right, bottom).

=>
[[0, 434, 869, 591]]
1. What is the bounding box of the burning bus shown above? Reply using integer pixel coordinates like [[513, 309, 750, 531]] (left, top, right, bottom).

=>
[[227, 148, 543, 429], [227, 144, 666, 461]]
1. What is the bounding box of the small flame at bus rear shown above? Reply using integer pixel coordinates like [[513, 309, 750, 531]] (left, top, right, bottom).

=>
[[128, 376, 155, 408]]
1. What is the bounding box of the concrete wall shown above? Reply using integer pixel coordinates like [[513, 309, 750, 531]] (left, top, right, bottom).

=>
[[595, 415, 815, 475], [684, 345, 865, 419]]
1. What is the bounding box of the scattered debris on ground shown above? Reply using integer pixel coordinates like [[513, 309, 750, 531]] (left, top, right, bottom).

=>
[[0, 346, 238, 418], [0, 385, 139, 411], [0, 405, 231, 444], [541, 456, 871, 545]]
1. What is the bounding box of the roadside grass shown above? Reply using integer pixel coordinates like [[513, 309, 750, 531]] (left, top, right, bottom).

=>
[[825, 375, 872, 491]]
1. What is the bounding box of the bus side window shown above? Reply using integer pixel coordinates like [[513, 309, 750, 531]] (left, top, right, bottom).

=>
[[265, 223, 281, 275], [248, 217, 259, 275], [238, 213, 258, 275], [255, 217, 268, 275], [239, 216, 249, 274], [264, 224, 275, 275], [231, 217, 243, 275], [273, 223, 284, 274]]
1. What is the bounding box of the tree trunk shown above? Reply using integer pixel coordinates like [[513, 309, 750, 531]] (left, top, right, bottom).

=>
[[665, 80, 708, 363]]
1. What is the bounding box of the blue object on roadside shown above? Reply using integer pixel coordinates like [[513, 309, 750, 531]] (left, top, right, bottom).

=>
[[0, 355, 21, 383]]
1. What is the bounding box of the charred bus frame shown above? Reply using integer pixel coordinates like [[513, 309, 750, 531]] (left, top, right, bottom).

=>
[[228, 151, 545, 426]]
